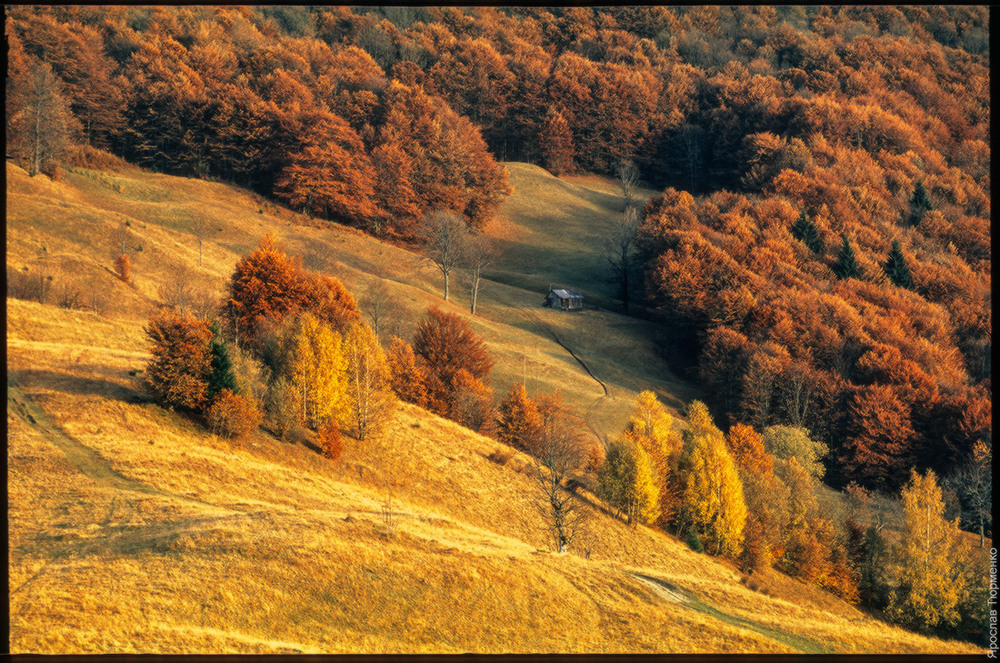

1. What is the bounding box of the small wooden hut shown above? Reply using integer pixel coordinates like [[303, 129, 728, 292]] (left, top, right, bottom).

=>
[[543, 288, 584, 311]]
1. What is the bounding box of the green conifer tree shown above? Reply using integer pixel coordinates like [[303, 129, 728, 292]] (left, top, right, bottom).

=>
[[909, 180, 931, 225], [883, 240, 913, 289], [207, 328, 238, 399], [832, 234, 861, 280], [791, 210, 823, 255]]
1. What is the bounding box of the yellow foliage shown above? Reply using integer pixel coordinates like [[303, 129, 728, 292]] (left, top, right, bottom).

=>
[[887, 470, 966, 632], [626, 390, 682, 478], [598, 432, 660, 525], [343, 322, 395, 441], [279, 312, 349, 429], [684, 429, 747, 558]]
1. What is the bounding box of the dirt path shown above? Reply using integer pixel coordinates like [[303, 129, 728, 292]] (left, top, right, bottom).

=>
[[8, 380, 230, 513], [509, 305, 611, 443], [626, 572, 830, 654]]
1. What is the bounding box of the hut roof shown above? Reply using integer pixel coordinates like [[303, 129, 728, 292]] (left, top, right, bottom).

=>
[[550, 288, 583, 300]]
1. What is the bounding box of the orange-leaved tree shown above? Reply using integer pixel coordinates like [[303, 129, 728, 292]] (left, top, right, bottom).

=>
[[206, 388, 262, 439], [412, 306, 493, 418], [495, 382, 544, 455], [386, 336, 429, 408], [727, 422, 789, 571], [224, 234, 309, 349], [303, 272, 363, 335], [273, 113, 380, 226], [144, 308, 214, 411]]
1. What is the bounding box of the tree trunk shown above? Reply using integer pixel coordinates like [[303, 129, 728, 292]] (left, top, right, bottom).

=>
[[443, 270, 449, 301], [621, 263, 630, 315], [470, 275, 480, 315]]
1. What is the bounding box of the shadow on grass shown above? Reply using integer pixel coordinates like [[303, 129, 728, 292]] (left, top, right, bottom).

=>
[[9, 367, 150, 404]]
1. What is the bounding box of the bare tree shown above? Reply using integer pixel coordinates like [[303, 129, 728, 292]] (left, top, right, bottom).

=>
[[112, 220, 134, 258], [532, 398, 590, 554], [420, 210, 468, 301], [158, 266, 195, 312], [361, 278, 405, 342], [616, 158, 640, 210], [602, 206, 641, 315], [193, 214, 209, 268], [464, 232, 497, 316], [946, 441, 992, 548], [8, 61, 76, 177]]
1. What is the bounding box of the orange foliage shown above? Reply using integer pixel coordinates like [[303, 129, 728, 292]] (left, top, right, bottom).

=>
[[206, 388, 262, 439], [412, 307, 493, 418], [386, 336, 429, 408], [317, 421, 344, 460], [144, 309, 213, 412]]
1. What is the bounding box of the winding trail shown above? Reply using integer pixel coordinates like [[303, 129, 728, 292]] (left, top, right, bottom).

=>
[[511, 305, 610, 442], [8, 381, 217, 508], [626, 572, 830, 654]]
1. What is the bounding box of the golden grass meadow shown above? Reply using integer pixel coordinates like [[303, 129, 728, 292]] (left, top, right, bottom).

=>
[[6, 159, 981, 653]]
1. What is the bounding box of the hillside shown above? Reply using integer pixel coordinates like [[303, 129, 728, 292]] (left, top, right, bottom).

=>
[[6, 160, 980, 654]]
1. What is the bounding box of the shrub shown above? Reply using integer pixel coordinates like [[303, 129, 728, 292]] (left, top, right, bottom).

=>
[[114, 254, 132, 283], [144, 309, 213, 411], [318, 421, 344, 460], [687, 529, 704, 553], [207, 388, 262, 439]]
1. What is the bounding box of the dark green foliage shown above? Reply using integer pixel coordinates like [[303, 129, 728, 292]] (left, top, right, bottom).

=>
[[207, 333, 238, 399], [686, 529, 704, 553], [832, 235, 861, 280], [909, 180, 932, 225], [847, 520, 890, 610], [883, 240, 913, 289], [790, 210, 823, 255]]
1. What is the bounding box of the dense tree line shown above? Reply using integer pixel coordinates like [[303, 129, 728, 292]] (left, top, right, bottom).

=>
[[5, 6, 511, 241]]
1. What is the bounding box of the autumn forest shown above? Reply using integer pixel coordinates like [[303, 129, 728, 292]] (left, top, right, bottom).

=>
[[5, 4, 992, 652]]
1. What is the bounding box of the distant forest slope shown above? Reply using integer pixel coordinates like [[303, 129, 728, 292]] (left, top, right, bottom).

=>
[[5, 6, 989, 503]]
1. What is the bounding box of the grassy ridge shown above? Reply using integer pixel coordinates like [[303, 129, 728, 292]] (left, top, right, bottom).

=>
[[5, 160, 979, 653]]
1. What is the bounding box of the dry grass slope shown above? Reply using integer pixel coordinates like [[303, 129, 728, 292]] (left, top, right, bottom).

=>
[[6, 160, 980, 653]]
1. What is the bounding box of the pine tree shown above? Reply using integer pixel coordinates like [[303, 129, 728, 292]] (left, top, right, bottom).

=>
[[831, 234, 861, 280], [883, 240, 913, 289], [207, 327, 238, 400], [908, 180, 932, 225], [790, 210, 823, 255]]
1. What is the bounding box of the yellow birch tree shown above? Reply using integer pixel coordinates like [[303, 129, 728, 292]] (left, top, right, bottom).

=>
[[683, 412, 747, 557], [279, 312, 348, 429], [887, 469, 966, 632]]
